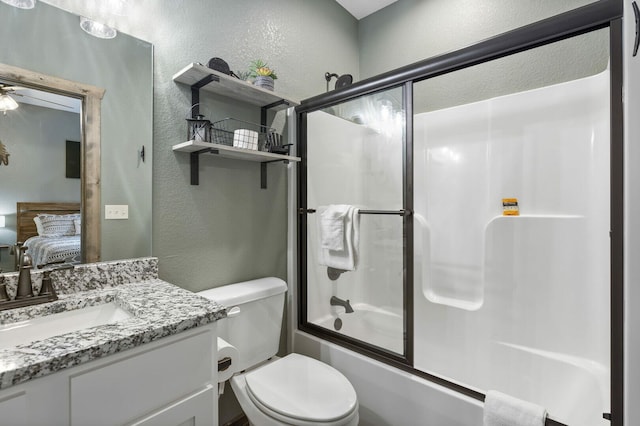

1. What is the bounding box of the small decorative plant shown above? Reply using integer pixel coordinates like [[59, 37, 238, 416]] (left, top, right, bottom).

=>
[[248, 59, 278, 80], [234, 70, 252, 82]]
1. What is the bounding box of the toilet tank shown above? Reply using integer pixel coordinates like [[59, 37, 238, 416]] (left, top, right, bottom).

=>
[[198, 277, 287, 372]]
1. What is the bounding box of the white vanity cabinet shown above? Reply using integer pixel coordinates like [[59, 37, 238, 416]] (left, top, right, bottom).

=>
[[0, 324, 217, 426]]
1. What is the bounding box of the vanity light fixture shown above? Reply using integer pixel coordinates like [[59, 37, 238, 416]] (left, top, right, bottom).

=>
[[0, 94, 18, 113], [0, 0, 36, 9], [80, 16, 117, 39]]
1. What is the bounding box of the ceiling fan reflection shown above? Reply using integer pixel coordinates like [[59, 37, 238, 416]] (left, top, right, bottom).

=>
[[0, 84, 75, 111]]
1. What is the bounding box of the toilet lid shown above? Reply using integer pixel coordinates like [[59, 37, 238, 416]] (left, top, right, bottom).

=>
[[245, 353, 358, 423]]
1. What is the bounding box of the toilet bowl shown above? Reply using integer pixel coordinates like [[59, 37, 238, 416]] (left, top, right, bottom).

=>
[[231, 354, 358, 426], [198, 278, 359, 426]]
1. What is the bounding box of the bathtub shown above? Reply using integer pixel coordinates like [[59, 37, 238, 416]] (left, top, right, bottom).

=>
[[294, 329, 608, 426], [313, 303, 404, 355], [294, 329, 483, 426]]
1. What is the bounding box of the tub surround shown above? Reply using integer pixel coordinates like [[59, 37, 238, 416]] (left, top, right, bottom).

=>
[[0, 257, 225, 390]]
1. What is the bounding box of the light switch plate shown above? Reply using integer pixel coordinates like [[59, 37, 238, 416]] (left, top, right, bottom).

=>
[[105, 205, 128, 220]]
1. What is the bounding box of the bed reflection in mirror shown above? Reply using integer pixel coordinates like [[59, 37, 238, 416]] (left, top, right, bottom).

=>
[[0, 85, 83, 272]]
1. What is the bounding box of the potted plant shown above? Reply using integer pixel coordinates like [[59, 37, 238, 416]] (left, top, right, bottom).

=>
[[249, 59, 277, 91]]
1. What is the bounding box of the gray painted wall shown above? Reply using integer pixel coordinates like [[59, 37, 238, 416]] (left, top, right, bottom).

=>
[[0, 1, 153, 263], [358, 0, 601, 79], [41, 0, 360, 292], [142, 0, 359, 291], [358, 0, 608, 113]]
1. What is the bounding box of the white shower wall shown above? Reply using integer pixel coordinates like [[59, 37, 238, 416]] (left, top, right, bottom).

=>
[[413, 70, 611, 425]]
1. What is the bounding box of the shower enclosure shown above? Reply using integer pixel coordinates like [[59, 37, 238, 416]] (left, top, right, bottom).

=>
[[300, 85, 410, 360], [296, 2, 622, 426]]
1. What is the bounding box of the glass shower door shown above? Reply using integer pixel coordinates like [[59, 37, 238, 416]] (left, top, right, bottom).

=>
[[301, 86, 409, 358]]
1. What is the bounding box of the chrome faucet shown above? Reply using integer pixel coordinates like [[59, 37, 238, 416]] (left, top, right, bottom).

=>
[[330, 296, 354, 313]]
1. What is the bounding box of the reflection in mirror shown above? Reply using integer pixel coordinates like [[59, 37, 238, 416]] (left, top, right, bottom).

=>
[[0, 1, 153, 271], [0, 63, 104, 273], [0, 83, 82, 272]]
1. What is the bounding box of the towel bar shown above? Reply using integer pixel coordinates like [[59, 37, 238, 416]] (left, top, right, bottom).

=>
[[299, 208, 411, 216]]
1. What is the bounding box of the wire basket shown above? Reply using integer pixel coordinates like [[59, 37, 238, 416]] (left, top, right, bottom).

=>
[[211, 117, 275, 151]]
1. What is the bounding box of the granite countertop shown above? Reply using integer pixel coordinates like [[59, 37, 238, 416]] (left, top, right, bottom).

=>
[[0, 258, 225, 390]]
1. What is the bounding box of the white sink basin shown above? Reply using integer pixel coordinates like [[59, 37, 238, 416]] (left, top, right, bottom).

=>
[[0, 302, 132, 350]]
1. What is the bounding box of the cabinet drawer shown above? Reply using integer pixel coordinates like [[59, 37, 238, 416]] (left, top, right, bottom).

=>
[[128, 385, 215, 426], [70, 330, 212, 426]]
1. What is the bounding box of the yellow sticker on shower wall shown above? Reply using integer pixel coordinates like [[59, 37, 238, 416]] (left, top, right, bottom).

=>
[[502, 198, 519, 216]]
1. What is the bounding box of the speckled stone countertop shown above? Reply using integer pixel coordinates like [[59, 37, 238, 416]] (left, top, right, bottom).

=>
[[0, 257, 225, 390]]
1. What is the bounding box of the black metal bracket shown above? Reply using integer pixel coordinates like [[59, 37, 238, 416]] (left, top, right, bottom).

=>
[[185, 74, 291, 187], [191, 75, 219, 117], [261, 99, 291, 126], [189, 148, 217, 185], [260, 158, 290, 189]]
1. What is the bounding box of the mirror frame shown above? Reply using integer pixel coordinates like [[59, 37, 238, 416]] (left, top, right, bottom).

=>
[[0, 62, 105, 264]]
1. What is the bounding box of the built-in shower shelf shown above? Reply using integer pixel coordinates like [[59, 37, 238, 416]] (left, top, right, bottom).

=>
[[173, 140, 300, 189], [173, 63, 299, 110]]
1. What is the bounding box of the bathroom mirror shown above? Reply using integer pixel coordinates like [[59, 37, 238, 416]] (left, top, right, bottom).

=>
[[0, 1, 153, 272], [0, 63, 103, 271]]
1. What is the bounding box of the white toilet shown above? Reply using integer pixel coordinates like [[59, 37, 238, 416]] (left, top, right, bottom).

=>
[[198, 277, 359, 426]]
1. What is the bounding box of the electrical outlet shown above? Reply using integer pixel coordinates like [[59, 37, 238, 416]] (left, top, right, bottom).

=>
[[105, 205, 128, 220]]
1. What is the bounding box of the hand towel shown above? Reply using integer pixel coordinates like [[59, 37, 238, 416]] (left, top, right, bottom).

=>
[[483, 390, 547, 426], [318, 205, 350, 251], [317, 205, 360, 271]]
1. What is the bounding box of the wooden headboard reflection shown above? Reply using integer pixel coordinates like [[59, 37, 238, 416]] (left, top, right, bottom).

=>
[[16, 202, 81, 244]]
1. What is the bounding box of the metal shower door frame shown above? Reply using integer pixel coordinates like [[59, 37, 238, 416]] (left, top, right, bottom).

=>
[[296, 1, 624, 424]]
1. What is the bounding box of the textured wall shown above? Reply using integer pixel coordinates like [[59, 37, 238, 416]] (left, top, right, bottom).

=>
[[41, 0, 360, 292], [358, 0, 602, 79], [359, 0, 608, 113]]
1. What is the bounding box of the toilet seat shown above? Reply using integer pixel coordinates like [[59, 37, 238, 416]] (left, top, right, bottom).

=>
[[240, 353, 358, 425]]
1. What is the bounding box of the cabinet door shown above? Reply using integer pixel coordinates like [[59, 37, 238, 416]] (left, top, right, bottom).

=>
[[0, 391, 27, 426], [70, 331, 213, 425], [128, 385, 215, 426]]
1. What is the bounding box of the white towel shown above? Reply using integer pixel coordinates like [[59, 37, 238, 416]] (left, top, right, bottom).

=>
[[318, 205, 350, 250], [483, 390, 547, 426], [317, 205, 360, 271]]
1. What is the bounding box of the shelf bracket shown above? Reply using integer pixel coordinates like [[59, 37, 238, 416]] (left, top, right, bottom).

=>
[[260, 99, 291, 126], [190, 151, 200, 185], [259, 99, 291, 189], [260, 162, 267, 189], [191, 74, 220, 117], [260, 158, 290, 189], [189, 148, 218, 185]]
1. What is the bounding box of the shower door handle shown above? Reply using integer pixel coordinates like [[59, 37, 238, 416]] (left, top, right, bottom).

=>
[[633, 1, 640, 56]]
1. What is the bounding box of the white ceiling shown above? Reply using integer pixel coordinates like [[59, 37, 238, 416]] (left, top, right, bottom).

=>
[[336, 0, 398, 20]]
